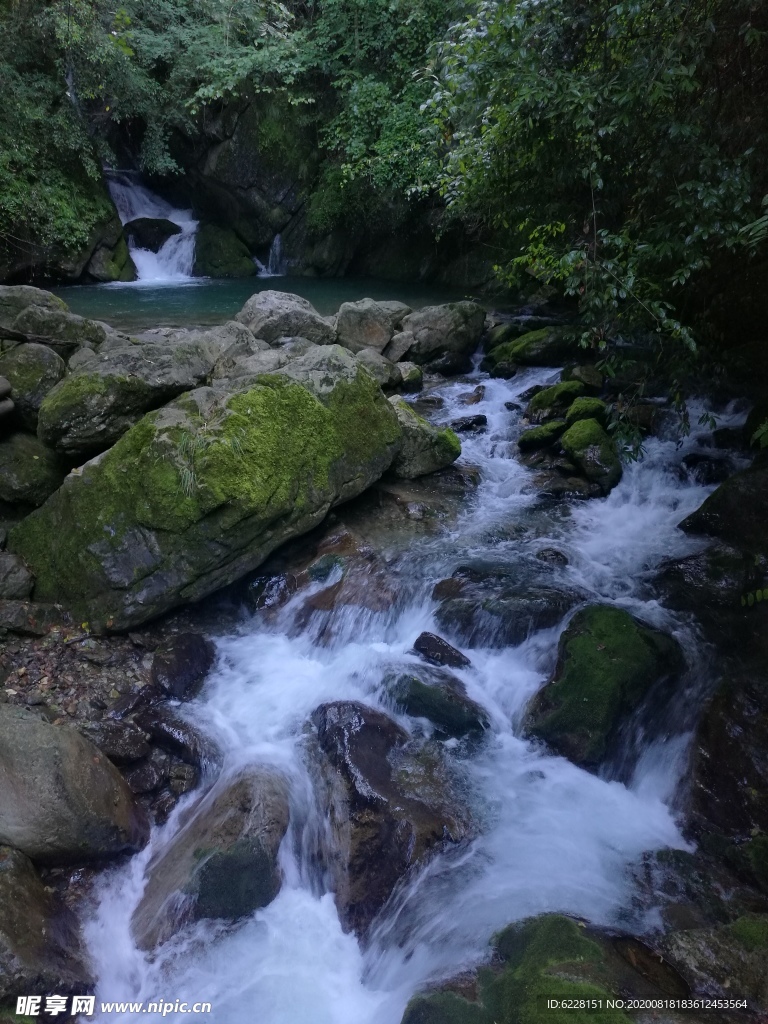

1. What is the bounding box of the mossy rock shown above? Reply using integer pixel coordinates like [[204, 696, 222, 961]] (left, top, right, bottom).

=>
[[483, 328, 581, 370], [0, 433, 67, 509], [387, 671, 490, 739], [565, 397, 608, 427], [193, 224, 257, 279], [0, 287, 67, 335], [524, 605, 684, 768], [87, 233, 136, 283], [518, 421, 567, 451], [388, 396, 461, 479], [9, 347, 402, 629], [0, 344, 66, 431], [681, 462, 768, 555], [562, 364, 604, 393], [526, 381, 585, 424], [560, 418, 622, 494]]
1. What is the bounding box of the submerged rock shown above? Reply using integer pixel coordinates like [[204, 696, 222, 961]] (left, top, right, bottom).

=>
[[413, 631, 472, 669], [10, 347, 402, 629], [132, 769, 289, 950], [236, 289, 335, 345], [525, 605, 683, 769], [0, 343, 66, 430], [388, 397, 461, 479], [0, 845, 92, 1002], [310, 701, 472, 935], [0, 705, 149, 863], [399, 302, 485, 374], [386, 668, 489, 738]]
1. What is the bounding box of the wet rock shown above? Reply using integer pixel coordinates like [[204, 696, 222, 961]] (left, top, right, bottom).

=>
[[0, 704, 149, 863], [335, 298, 411, 354], [0, 845, 92, 1002], [679, 453, 733, 486], [560, 418, 622, 494], [123, 748, 171, 794], [458, 385, 485, 406], [10, 347, 402, 630], [525, 381, 584, 424], [386, 669, 489, 739], [76, 719, 151, 765], [106, 684, 166, 720], [413, 631, 471, 669], [449, 414, 487, 433], [151, 632, 215, 700], [132, 769, 289, 949], [536, 547, 569, 566], [531, 472, 599, 500], [0, 551, 33, 599], [399, 302, 485, 374], [133, 707, 218, 768], [0, 343, 66, 430], [311, 701, 471, 935], [236, 289, 335, 345], [124, 217, 182, 252], [625, 402, 661, 435], [681, 462, 768, 554], [388, 397, 461, 479], [193, 224, 258, 278], [525, 605, 684, 769], [518, 420, 567, 452], [0, 432, 67, 508]]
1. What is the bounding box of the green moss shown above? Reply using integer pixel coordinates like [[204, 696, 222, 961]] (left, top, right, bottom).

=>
[[518, 420, 567, 451], [483, 328, 579, 370], [745, 836, 768, 893], [560, 418, 622, 493], [528, 381, 584, 416], [485, 322, 525, 352], [193, 225, 258, 279], [728, 915, 768, 951], [525, 605, 683, 766], [565, 397, 608, 427], [388, 673, 489, 738], [402, 916, 632, 1024], [437, 426, 462, 461]]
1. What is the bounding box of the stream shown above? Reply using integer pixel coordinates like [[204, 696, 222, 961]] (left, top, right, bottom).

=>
[[75, 364, 748, 1024]]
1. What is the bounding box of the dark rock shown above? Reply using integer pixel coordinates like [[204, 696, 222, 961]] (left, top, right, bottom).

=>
[[482, 327, 582, 371], [0, 432, 67, 508], [151, 632, 215, 700], [449, 414, 487, 433], [458, 385, 485, 406], [124, 217, 182, 253], [193, 224, 258, 278], [531, 472, 599, 499], [0, 600, 65, 636], [123, 749, 171, 794], [414, 631, 471, 669], [680, 453, 734, 486], [681, 462, 768, 554], [0, 343, 66, 430], [133, 708, 218, 769], [518, 420, 567, 451], [0, 551, 33, 599], [76, 719, 151, 765], [107, 684, 166, 720], [386, 668, 490, 738]]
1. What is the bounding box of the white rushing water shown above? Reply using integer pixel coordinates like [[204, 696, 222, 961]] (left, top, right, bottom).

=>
[[255, 234, 288, 278], [81, 367, 748, 1024], [107, 172, 199, 284]]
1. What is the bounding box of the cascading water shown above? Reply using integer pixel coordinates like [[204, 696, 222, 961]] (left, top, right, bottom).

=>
[[256, 234, 287, 277], [107, 172, 199, 284], [80, 367, 746, 1024]]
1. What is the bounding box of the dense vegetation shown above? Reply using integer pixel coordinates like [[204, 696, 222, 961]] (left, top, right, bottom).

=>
[[2, 0, 768, 363]]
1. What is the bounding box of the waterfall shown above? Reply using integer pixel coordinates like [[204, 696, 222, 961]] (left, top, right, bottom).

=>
[[256, 233, 287, 277], [106, 171, 199, 284]]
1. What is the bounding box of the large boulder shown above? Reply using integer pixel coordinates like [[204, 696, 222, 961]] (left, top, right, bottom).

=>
[[236, 290, 336, 345], [680, 462, 768, 554], [37, 321, 263, 458], [388, 397, 461, 479], [560, 418, 622, 494], [482, 327, 582, 371], [0, 551, 34, 599], [0, 286, 67, 334], [193, 224, 258, 278], [131, 769, 289, 950], [525, 605, 684, 769], [311, 701, 472, 935], [10, 348, 402, 629], [7, 305, 107, 353], [125, 217, 182, 253], [0, 344, 66, 430], [0, 705, 149, 863], [0, 846, 92, 1002], [525, 380, 584, 424], [398, 302, 485, 374], [0, 432, 67, 508], [335, 298, 411, 354]]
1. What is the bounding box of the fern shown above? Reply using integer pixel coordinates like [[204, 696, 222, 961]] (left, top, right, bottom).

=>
[[751, 418, 768, 449]]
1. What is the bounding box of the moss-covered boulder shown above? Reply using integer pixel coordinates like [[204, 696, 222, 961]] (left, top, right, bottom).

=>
[[681, 462, 768, 555], [0, 344, 66, 430], [483, 327, 580, 371], [193, 224, 258, 278], [10, 347, 402, 629], [386, 669, 490, 739], [560, 418, 622, 494], [131, 769, 289, 950], [525, 381, 585, 424], [399, 302, 486, 374], [86, 231, 136, 283], [562, 363, 604, 392], [524, 605, 683, 768], [9, 304, 107, 352], [0, 432, 67, 508], [0, 286, 67, 335], [388, 396, 461, 479], [518, 420, 567, 451], [565, 396, 608, 427], [402, 914, 689, 1024]]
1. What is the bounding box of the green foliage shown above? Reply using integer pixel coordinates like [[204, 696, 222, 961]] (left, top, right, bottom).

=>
[[751, 419, 768, 449]]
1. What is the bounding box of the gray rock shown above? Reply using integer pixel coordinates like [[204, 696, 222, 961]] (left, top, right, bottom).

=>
[[0, 845, 92, 1002], [0, 551, 33, 599], [395, 361, 423, 392], [131, 769, 290, 949], [399, 302, 485, 374], [355, 348, 400, 388], [388, 397, 461, 479], [0, 343, 66, 429], [0, 432, 67, 508], [335, 298, 411, 354], [236, 289, 336, 346], [0, 705, 149, 863], [382, 330, 416, 363], [0, 286, 68, 335], [10, 305, 107, 352]]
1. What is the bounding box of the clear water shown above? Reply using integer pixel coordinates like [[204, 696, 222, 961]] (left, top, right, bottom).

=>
[[80, 368, 746, 1024]]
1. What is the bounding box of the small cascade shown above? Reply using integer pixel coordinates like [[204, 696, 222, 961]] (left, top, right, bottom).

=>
[[106, 171, 199, 284], [256, 233, 287, 277]]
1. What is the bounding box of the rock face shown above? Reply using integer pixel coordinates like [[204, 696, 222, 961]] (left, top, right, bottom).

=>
[[193, 224, 258, 278], [336, 298, 411, 354], [10, 347, 402, 629], [236, 290, 336, 345], [388, 397, 461, 479], [0, 432, 67, 508], [525, 605, 683, 769], [131, 770, 290, 950], [681, 461, 768, 553], [0, 343, 66, 430], [311, 701, 471, 935], [398, 302, 485, 374], [0, 705, 149, 863], [0, 845, 92, 1002], [560, 418, 622, 494]]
